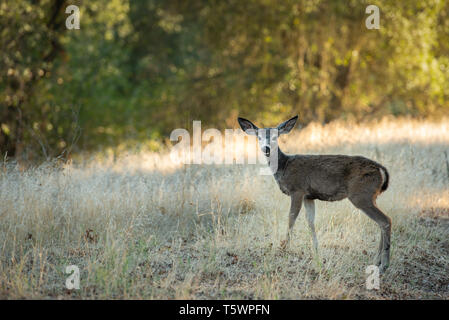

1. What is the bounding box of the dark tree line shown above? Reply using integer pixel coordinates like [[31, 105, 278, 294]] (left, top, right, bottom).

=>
[[1, 0, 449, 160]]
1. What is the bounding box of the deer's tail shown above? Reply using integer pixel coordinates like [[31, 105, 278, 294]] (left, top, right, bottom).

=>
[[379, 166, 389, 192]]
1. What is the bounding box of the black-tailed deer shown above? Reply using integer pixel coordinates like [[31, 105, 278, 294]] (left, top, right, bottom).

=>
[[238, 116, 391, 273]]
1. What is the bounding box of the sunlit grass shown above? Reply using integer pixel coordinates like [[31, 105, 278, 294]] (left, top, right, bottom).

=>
[[0, 117, 448, 299]]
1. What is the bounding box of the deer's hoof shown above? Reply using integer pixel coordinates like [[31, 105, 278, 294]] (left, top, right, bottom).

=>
[[379, 259, 389, 274], [280, 240, 288, 250], [379, 252, 390, 274], [379, 264, 389, 274]]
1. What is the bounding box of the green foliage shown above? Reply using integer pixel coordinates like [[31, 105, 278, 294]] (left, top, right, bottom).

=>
[[1, 0, 449, 159], [0, 0, 70, 159]]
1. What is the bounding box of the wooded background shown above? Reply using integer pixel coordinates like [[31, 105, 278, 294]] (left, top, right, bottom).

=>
[[1, 0, 449, 160]]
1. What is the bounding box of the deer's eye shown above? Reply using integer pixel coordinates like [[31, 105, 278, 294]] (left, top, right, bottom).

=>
[[271, 136, 277, 141]]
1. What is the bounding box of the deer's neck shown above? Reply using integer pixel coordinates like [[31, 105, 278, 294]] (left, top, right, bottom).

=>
[[268, 146, 290, 176]]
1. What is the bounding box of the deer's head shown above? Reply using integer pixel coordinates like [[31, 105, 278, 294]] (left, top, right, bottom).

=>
[[238, 116, 298, 157]]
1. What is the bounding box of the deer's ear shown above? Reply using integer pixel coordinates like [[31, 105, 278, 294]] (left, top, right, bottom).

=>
[[278, 115, 298, 135], [238, 117, 258, 135]]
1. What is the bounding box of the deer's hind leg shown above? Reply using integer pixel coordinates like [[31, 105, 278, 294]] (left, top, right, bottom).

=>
[[349, 194, 391, 273], [375, 230, 384, 267]]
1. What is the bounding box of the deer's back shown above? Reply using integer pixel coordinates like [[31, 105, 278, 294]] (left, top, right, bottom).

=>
[[276, 154, 385, 201]]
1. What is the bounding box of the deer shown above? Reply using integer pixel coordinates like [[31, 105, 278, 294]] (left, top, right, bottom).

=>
[[238, 115, 391, 273]]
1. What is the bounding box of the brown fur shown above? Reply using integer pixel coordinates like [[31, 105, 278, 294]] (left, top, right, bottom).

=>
[[275, 154, 388, 200]]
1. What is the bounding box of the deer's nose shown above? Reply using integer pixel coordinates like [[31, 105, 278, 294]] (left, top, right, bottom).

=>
[[262, 146, 270, 156]]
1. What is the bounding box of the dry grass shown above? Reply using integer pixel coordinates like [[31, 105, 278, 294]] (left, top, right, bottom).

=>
[[0, 117, 448, 299]]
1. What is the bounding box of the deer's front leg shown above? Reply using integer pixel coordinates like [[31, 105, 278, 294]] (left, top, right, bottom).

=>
[[280, 192, 304, 249], [304, 198, 319, 253]]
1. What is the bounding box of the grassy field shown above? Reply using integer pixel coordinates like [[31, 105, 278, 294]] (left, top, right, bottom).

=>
[[0, 117, 448, 299]]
